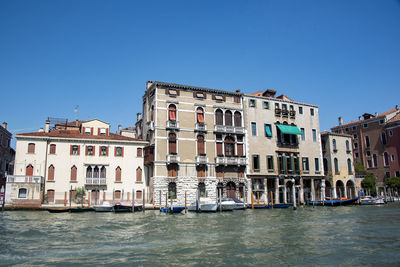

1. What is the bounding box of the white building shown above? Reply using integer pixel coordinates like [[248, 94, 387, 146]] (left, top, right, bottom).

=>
[[6, 119, 148, 207]]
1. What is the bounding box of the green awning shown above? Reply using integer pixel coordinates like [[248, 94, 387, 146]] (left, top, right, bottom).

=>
[[276, 124, 303, 135]]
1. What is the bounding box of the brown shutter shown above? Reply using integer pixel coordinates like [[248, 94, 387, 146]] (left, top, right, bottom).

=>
[[82, 127, 85, 135], [90, 128, 93, 135], [137, 148, 142, 157], [136, 168, 142, 182], [216, 142, 222, 156], [237, 144, 243, 156], [121, 147, 124, 157], [48, 165, 54, 181], [114, 147, 117, 156], [106, 147, 109, 156], [98, 128, 100, 135], [93, 146, 95, 155], [78, 145, 80, 155], [70, 145, 73, 155], [106, 129, 109, 136], [26, 165, 34, 176]]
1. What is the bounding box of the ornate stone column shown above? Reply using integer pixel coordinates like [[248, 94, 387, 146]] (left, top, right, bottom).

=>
[[275, 178, 280, 204], [321, 178, 326, 201]]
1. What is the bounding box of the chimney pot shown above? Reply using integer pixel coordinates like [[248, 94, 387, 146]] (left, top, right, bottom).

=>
[[235, 89, 241, 93], [137, 112, 142, 121], [2, 122, 7, 129], [118, 125, 122, 133], [358, 116, 362, 120], [45, 119, 50, 133], [338, 116, 343, 126], [396, 105, 399, 110]]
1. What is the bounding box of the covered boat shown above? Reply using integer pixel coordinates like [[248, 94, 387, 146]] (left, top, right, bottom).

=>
[[308, 197, 359, 206], [188, 198, 218, 212], [94, 201, 113, 212], [160, 206, 185, 214], [113, 203, 132, 212]]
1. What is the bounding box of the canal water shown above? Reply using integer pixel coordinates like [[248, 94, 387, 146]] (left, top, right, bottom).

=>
[[1, 204, 400, 266]]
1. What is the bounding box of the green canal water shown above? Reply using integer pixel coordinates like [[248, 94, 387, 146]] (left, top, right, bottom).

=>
[[1, 204, 400, 266]]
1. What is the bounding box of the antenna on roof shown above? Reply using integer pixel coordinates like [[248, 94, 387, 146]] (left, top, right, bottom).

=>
[[74, 105, 79, 121]]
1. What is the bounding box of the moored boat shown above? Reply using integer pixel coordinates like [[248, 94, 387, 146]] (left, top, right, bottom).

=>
[[47, 207, 70, 213], [251, 203, 291, 209], [94, 201, 113, 212], [113, 203, 132, 212], [308, 197, 359, 206], [188, 198, 218, 212], [160, 206, 185, 213], [70, 207, 94, 212], [217, 198, 236, 211]]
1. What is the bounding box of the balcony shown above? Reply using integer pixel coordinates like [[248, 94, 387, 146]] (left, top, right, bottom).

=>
[[290, 110, 296, 118], [275, 108, 282, 116], [277, 141, 299, 149], [215, 156, 246, 165], [6, 175, 44, 184], [147, 121, 154, 131], [167, 154, 180, 163], [166, 120, 179, 129], [196, 155, 208, 164], [282, 109, 289, 118], [235, 127, 245, 134], [214, 125, 245, 134], [85, 177, 107, 185], [195, 123, 207, 132]]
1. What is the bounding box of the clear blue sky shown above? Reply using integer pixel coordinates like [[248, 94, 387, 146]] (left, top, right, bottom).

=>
[[1, 0, 399, 146]]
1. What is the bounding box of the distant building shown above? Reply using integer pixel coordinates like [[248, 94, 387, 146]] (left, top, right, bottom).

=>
[[321, 132, 361, 199], [0, 122, 15, 189], [6, 119, 147, 207], [385, 113, 400, 178], [244, 90, 324, 205], [331, 106, 400, 188]]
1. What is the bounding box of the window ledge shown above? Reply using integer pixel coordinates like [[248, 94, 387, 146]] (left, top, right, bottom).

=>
[[46, 180, 55, 183], [315, 171, 321, 174], [303, 171, 310, 174], [135, 181, 143, 184], [114, 181, 122, 183], [69, 180, 78, 183]]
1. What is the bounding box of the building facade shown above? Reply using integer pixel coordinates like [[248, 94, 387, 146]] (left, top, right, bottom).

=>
[[331, 106, 400, 188], [244, 90, 324, 205], [385, 113, 400, 178], [6, 119, 148, 207], [321, 132, 361, 199], [141, 81, 248, 206], [0, 122, 15, 189]]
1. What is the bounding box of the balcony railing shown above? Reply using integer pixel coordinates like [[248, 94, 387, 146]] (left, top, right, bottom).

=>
[[275, 108, 282, 116], [195, 123, 207, 132], [215, 156, 246, 165], [167, 120, 179, 129], [235, 127, 245, 134], [214, 125, 245, 134], [196, 155, 208, 164], [86, 178, 107, 185], [6, 175, 44, 184], [167, 154, 180, 163], [290, 110, 296, 118], [282, 109, 289, 118], [277, 142, 299, 148]]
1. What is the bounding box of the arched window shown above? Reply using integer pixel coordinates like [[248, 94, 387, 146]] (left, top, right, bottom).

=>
[[93, 166, 99, 178], [234, 111, 242, 127], [197, 135, 205, 155], [224, 136, 235, 156], [49, 144, 56, 154], [334, 158, 339, 174], [168, 164, 178, 177], [136, 167, 142, 182], [26, 164, 34, 176], [168, 182, 177, 199], [345, 140, 350, 151], [383, 152, 389, 166], [168, 104, 177, 121], [114, 190, 121, 199], [168, 132, 177, 154], [115, 167, 121, 182], [100, 166, 106, 178], [215, 109, 223, 125], [225, 111, 232, 126], [18, 188, 27, 198], [333, 139, 337, 151], [347, 159, 353, 174], [196, 107, 205, 124], [86, 166, 92, 178], [365, 136, 370, 148], [28, 143, 35, 153], [71, 166, 77, 181], [48, 165, 55, 181], [199, 182, 206, 197]]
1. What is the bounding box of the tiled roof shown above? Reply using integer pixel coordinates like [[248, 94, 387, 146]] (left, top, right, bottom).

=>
[[386, 112, 400, 124], [151, 81, 242, 96], [333, 108, 399, 128], [16, 130, 145, 142]]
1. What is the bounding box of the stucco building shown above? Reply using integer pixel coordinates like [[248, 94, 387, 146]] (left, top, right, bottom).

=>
[[0, 122, 15, 189], [385, 113, 400, 178], [6, 119, 147, 207], [141, 81, 248, 206], [244, 90, 324, 205]]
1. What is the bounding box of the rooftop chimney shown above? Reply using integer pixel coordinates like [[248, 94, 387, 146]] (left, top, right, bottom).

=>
[[2, 122, 7, 129], [396, 105, 399, 110], [38, 127, 44, 132], [146, 81, 153, 89], [375, 112, 378, 116], [118, 124, 122, 133], [137, 112, 142, 122], [359, 116, 362, 120], [235, 89, 241, 93], [338, 116, 343, 126], [45, 119, 50, 133]]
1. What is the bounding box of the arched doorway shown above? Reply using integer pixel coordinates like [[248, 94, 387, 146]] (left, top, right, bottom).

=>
[[91, 189, 100, 205], [226, 182, 236, 198], [346, 180, 355, 199], [336, 180, 345, 199], [325, 181, 332, 198]]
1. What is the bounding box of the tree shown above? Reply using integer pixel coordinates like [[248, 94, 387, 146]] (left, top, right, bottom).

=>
[[361, 173, 376, 196], [386, 177, 400, 189], [355, 162, 367, 175], [74, 187, 86, 207]]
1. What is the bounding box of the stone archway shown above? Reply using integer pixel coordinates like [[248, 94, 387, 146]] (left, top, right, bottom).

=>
[[226, 181, 236, 199], [325, 181, 332, 198], [336, 180, 345, 199], [346, 180, 355, 199]]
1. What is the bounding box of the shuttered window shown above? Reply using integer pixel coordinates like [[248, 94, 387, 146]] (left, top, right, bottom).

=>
[[28, 143, 35, 153], [197, 135, 205, 155], [115, 167, 121, 182], [26, 165, 34, 176], [136, 167, 142, 182], [234, 112, 242, 127], [196, 107, 205, 123], [237, 144, 243, 156], [168, 133, 177, 154], [197, 165, 206, 178], [215, 109, 223, 125], [48, 165, 55, 181], [137, 148, 143, 157], [70, 166, 77, 181], [216, 142, 223, 156], [168, 164, 178, 177], [225, 111, 232, 126], [49, 144, 56, 154], [168, 104, 177, 121]]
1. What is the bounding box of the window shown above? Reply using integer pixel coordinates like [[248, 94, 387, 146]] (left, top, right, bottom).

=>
[[136, 190, 142, 200], [168, 89, 177, 96], [363, 123, 368, 128], [385, 172, 390, 178], [115, 167, 121, 182], [198, 182, 206, 197], [312, 129, 317, 142], [275, 103, 280, 109], [49, 144, 56, 154], [225, 111, 233, 126], [195, 92, 205, 99], [249, 99, 256, 107], [93, 166, 99, 178], [214, 95, 224, 102], [302, 157, 309, 172], [391, 154, 395, 162], [99, 128, 106, 136], [281, 104, 287, 111], [352, 126, 356, 130], [380, 119, 385, 125], [137, 148, 143, 157], [86, 145, 94, 156], [100, 146, 108, 156], [389, 130, 393, 136], [323, 158, 328, 173], [315, 158, 320, 172], [234, 112, 242, 127], [365, 136, 370, 148], [346, 140, 350, 151], [18, 188, 28, 198], [28, 143, 35, 154], [263, 101, 269, 109], [168, 164, 178, 177], [84, 127, 92, 135], [334, 158, 339, 174], [197, 135, 205, 155], [252, 155, 260, 172], [396, 171, 400, 177], [267, 155, 274, 171], [196, 107, 205, 124], [381, 132, 387, 145], [355, 152, 359, 158], [373, 154, 378, 167], [215, 109, 223, 125], [332, 139, 337, 151], [168, 133, 177, 154], [168, 104, 177, 121], [366, 150, 371, 157], [383, 152, 389, 167], [114, 190, 121, 199], [197, 165, 206, 178], [251, 122, 257, 136], [168, 182, 177, 199], [151, 105, 154, 121], [47, 189, 55, 203], [71, 145, 79, 155], [115, 147, 123, 157], [136, 167, 142, 182], [26, 164, 34, 176], [100, 166, 106, 178], [301, 128, 305, 141], [48, 165, 55, 181], [86, 166, 92, 178], [71, 166, 77, 181], [224, 136, 235, 156], [234, 96, 241, 103], [310, 108, 314, 116], [353, 134, 358, 139], [354, 142, 358, 149], [347, 159, 353, 174], [345, 128, 349, 132], [264, 124, 272, 137]]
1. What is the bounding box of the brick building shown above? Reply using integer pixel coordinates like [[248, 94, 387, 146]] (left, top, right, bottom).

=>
[[0, 122, 15, 189]]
